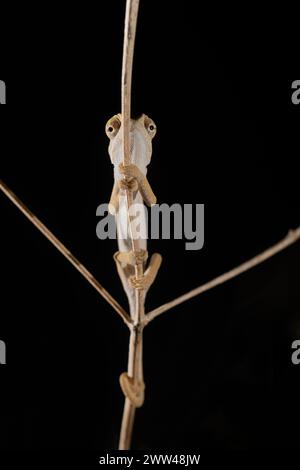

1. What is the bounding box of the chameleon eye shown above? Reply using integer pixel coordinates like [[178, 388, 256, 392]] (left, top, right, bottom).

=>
[[105, 115, 121, 138], [147, 122, 156, 136], [143, 114, 157, 138]]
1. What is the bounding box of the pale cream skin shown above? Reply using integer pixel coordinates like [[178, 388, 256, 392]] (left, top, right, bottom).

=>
[[106, 114, 162, 407], [105, 114, 162, 310]]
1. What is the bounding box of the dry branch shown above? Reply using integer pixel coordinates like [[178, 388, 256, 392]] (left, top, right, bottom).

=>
[[118, 0, 143, 451], [144, 227, 300, 324], [0, 179, 131, 327]]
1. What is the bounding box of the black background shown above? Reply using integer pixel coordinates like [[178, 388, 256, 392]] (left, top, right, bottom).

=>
[[0, 1, 299, 451]]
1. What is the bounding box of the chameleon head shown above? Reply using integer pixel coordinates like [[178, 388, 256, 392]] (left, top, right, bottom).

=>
[[105, 113, 157, 176]]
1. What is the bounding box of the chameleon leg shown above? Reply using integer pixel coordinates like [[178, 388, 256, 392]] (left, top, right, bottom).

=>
[[114, 252, 161, 407], [113, 250, 148, 315]]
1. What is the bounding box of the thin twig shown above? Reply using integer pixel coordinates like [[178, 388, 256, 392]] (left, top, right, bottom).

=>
[[144, 227, 300, 325], [121, 0, 143, 273], [118, 0, 141, 451], [0, 179, 131, 327], [121, 0, 139, 168]]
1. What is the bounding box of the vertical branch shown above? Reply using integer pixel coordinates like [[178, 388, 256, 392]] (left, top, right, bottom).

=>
[[119, 398, 136, 450], [121, 0, 142, 275], [119, 0, 142, 450], [119, 321, 144, 450], [121, 0, 140, 167]]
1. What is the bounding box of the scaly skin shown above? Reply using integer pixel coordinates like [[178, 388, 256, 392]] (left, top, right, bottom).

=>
[[105, 113, 162, 298], [105, 113, 162, 406]]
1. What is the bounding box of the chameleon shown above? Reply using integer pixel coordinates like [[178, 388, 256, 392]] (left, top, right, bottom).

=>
[[105, 113, 162, 407]]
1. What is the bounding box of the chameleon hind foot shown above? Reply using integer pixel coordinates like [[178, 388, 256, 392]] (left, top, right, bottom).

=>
[[130, 253, 162, 291], [113, 249, 148, 267], [119, 372, 145, 408]]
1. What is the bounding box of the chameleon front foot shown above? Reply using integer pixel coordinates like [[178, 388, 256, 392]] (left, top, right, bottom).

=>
[[118, 177, 139, 193]]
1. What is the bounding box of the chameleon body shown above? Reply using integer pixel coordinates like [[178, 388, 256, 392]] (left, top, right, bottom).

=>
[[106, 113, 162, 406]]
